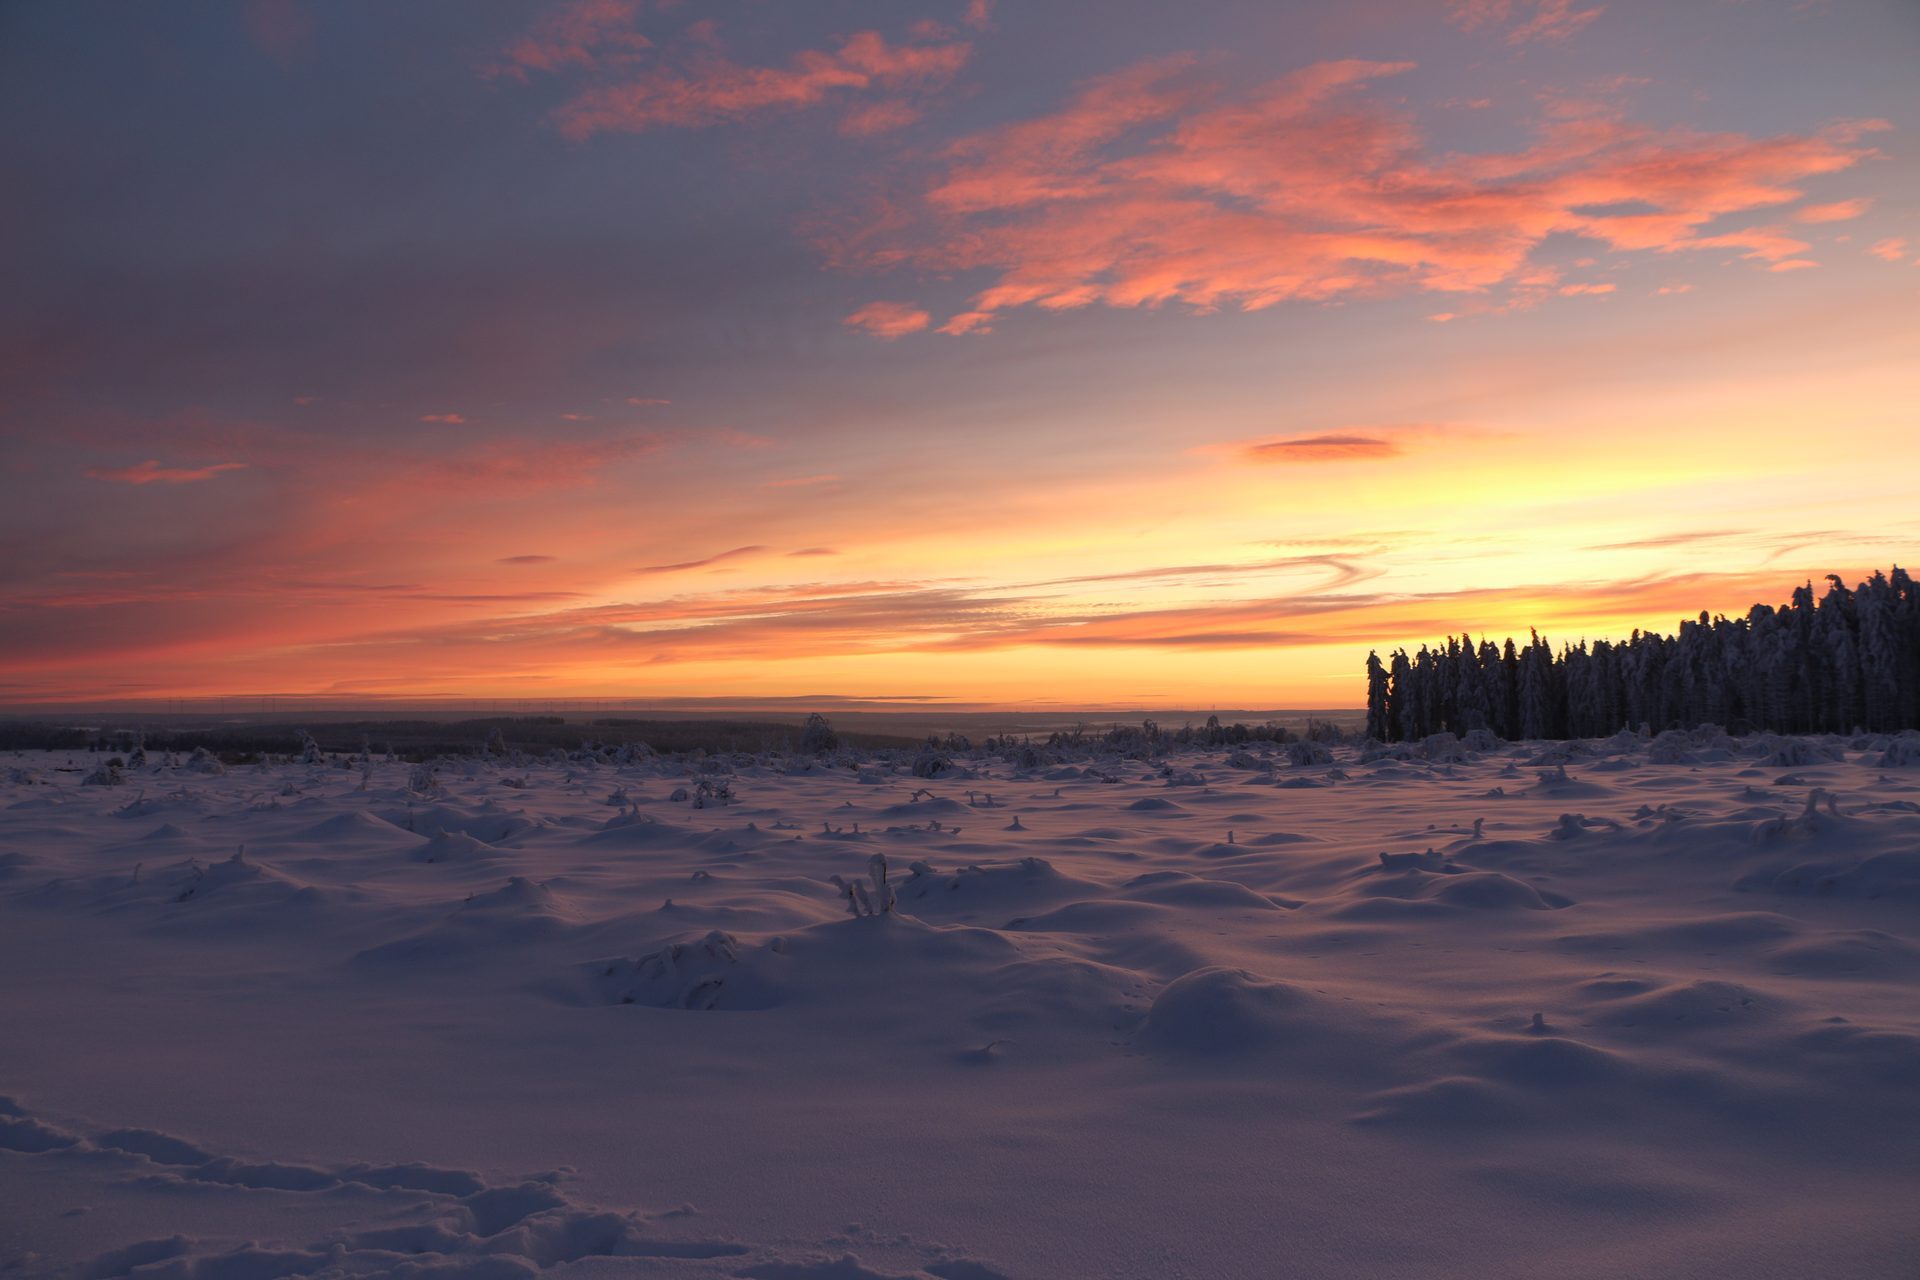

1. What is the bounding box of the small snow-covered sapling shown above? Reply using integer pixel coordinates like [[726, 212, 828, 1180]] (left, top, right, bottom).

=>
[[829, 853, 897, 917]]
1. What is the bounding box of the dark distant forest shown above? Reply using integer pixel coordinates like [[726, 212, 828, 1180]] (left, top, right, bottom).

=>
[[1365, 567, 1920, 742]]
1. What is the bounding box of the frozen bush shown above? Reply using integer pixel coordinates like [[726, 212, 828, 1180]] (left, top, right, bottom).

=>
[[1286, 740, 1333, 767], [829, 854, 896, 918], [799, 713, 839, 755]]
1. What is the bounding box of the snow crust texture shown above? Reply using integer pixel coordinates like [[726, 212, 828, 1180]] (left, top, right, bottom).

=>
[[3, 730, 1919, 1278]]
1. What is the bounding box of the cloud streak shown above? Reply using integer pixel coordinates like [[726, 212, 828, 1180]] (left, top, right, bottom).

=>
[[631, 545, 769, 575], [86, 460, 248, 485], [545, 29, 970, 138], [1241, 434, 1403, 463]]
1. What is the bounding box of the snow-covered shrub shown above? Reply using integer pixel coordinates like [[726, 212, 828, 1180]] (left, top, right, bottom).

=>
[[829, 854, 896, 917], [184, 747, 227, 775], [1421, 732, 1465, 763], [407, 763, 440, 794], [912, 750, 952, 779], [1878, 734, 1920, 767], [1286, 740, 1333, 767], [1648, 730, 1695, 765], [799, 713, 839, 755], [81, 762, 124, 787], [1756, 736, 1841, 768]]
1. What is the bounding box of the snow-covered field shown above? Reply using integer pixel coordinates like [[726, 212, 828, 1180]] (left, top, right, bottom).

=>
[[3, 730, 1918, 1280]]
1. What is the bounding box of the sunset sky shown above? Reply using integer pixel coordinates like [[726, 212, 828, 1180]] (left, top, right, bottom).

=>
[[3, 0, 1917, 710]]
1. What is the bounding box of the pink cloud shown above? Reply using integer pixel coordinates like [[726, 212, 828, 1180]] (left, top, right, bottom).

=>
[[486, 0, 651, 81], [1768, 258, 1819, 272], [963, 1, 995, 31], [421, 413, 467, 424], [1795, 198, 1872, 223], [833, 57, 1883, 332], [1447, 0, 1605, 46], [763, 474, 839, 488], [87, 460, 248, 485], [840, 100, 923, 137], [845, 300, 931, 339], [1868, 237, 1909, 262], [550, 30, 970, 138]]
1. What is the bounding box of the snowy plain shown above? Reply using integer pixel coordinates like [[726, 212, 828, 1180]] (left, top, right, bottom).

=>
[[2, 729, 1917, 1280]]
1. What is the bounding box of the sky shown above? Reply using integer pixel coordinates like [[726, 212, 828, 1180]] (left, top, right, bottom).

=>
[[2, 0, 1918, 711]]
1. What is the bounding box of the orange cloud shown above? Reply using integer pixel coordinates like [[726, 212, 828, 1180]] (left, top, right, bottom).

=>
[[764, 474, 839, 488], [845, 300, 931, 339], [1241, 434, 1404, 463], [1868, 237, 1909, 263], [1796, 198, 1871, 223], [86, 460, 248, 485], [551, 30, 969, 138], [836, 57, 1882, 332]]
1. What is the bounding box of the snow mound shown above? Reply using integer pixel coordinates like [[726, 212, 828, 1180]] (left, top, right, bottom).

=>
[[1136, 966, 1390, 1061]]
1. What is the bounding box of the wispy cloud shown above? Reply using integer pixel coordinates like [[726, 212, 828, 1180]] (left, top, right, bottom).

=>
[[86, 460, 248, 485], [845, 301, 930, 339], [631, 545, 768, 575], [833, 57, 1881, 333], [1795, 198, 1872, 223], [1241, 434, 1403, 463], [1446, 0, 1606, 47], [1586, 528, 1752, 552], [540, 27, 970, 138], [498, 554, 558, 564], [1204, 423, 1466, 465], [483, 0, 651, 82]]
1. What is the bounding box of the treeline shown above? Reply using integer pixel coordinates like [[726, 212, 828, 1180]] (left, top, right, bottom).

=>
[[1365, 567, 1920, 742], [0, 716, 919, 762]]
